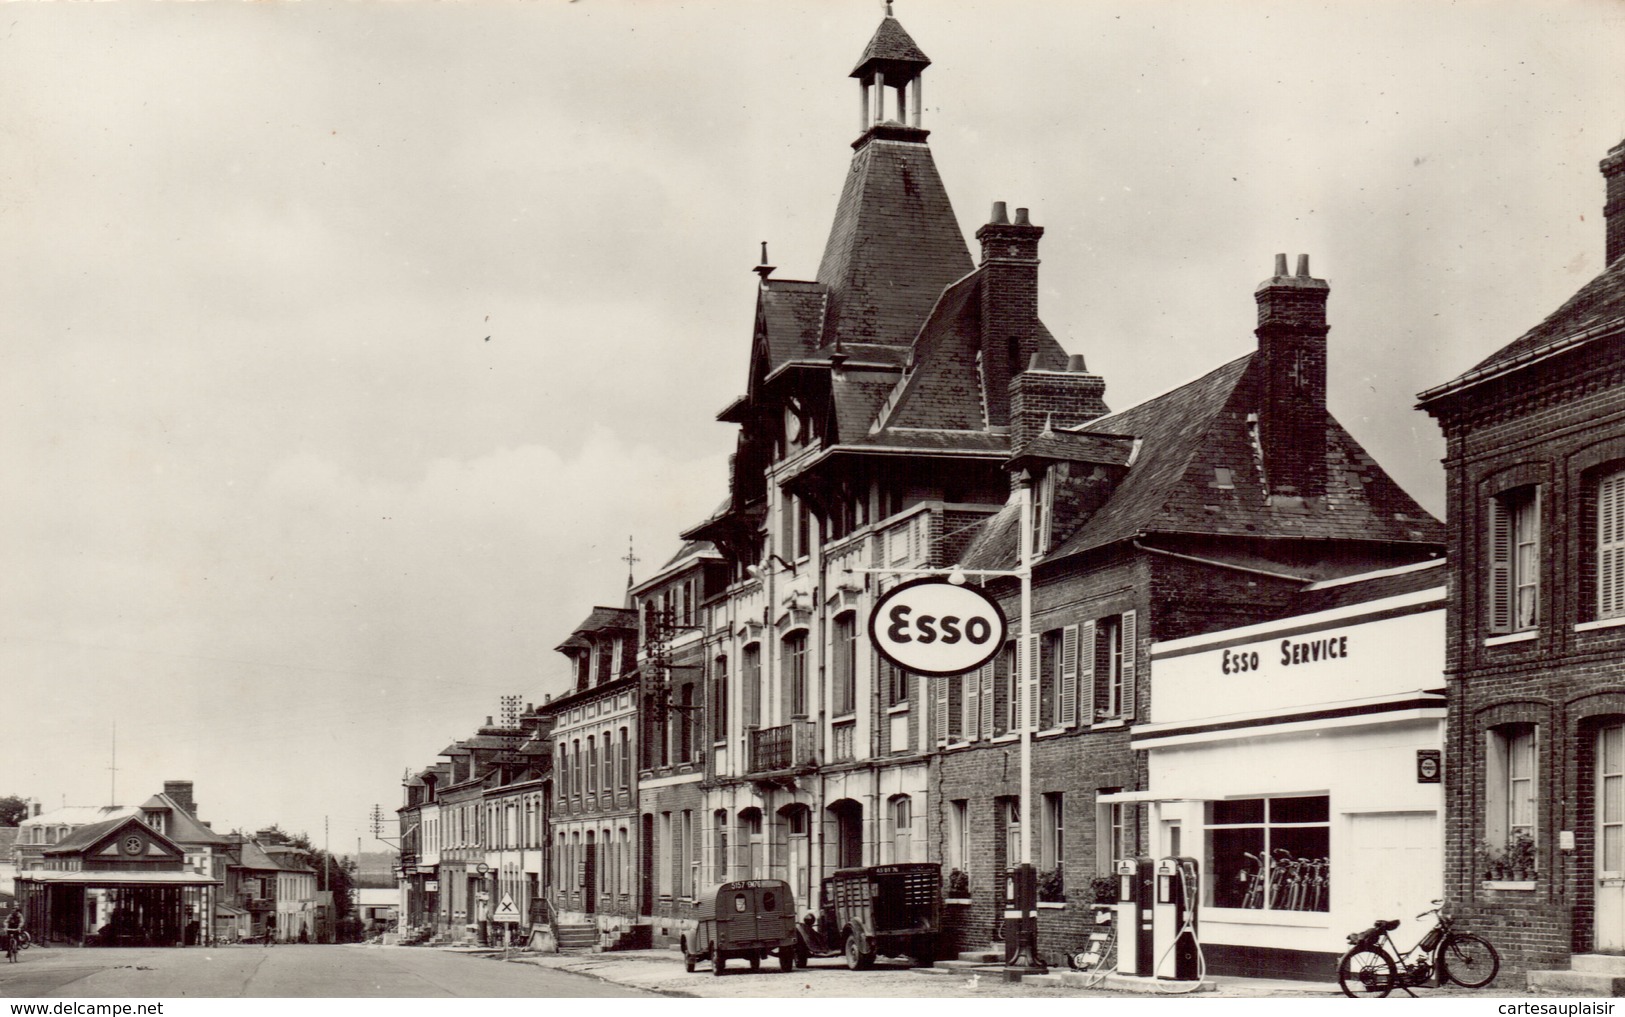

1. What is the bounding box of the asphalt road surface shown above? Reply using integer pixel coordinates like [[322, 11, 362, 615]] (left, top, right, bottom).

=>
[[0, 944, 657, 998]]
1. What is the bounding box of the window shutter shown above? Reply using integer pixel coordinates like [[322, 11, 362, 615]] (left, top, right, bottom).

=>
[[980, 662, 995, 740], [1060, 624, 1079, 727], [1601, 472, 1625, 619], [965, 666, 982, 741], [1027, 634, 1041, 731], [935, 674, 949, 747], [1121, 610, 1138, 721], [1488, 495, 1513, 633], [1079, 621, 1097, 724]]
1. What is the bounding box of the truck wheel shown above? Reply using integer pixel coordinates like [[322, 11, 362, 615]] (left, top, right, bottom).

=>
[[749, 952, 761, 971], [779, 947, 795, 971], [794, 943, 808, 968], [712, 944, 724, 976], [912, 936, 935, 967], [845, 931, 874, 971]]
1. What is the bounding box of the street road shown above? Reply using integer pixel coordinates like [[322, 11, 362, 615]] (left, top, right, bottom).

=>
[[0, 944, 657, 998]]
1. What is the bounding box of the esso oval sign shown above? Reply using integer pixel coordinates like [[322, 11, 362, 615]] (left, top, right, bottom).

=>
[[868, 577, 1008, 677]]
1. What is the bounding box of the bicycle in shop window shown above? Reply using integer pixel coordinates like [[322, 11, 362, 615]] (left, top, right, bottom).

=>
[[1238, 849, 1329, 911], [1337, 900, 1500, 997]]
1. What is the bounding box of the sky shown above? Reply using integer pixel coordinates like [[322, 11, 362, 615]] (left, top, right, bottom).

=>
[[1, 0, 1621, 854]]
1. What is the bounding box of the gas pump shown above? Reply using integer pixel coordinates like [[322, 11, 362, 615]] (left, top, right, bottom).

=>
[[1114, 857, 1154, 976], [1153, 856, 1201, 981], [1003, 863, 1043, 972]]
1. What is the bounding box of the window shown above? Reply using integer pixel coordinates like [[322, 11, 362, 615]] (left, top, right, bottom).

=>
[[602, 731, 614, 793], [739, 808, 764, 878], [947, 800, 969, 890], [1213, 467, 1235, 489], [1597, 469, 1625, 620], [682, 810, 695, 899], [1041, 792, 1065, 874], [712, 656, 728, 743], [1002, 798, 1021, 870], [889, 795, 913, 863], [1206, 796, 1329, 912], [618, 727, 631, 789], [1039, 629, 1060, 728], [1093, 611, 1137, 720], [658, 813, 672, 897], [742, 644, 762, 728], [572, 740, 582, 798], [1487, 725, 1537, 850], [1030, 469, 1051, 554], [586, 736, 597, 794], [714, 810, 730, 883], [677, 684, 695, 764], [1488, 487, 1540, 632], [996, 641, 1016, 735], [784, 632, 808, 717], [1094, 797, 1132, 871], [884, 661, 910, 708], [832, 613, 857, 716]]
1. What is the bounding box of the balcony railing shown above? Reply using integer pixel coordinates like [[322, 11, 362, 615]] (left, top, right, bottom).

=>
[[748, 721, 817, 773]]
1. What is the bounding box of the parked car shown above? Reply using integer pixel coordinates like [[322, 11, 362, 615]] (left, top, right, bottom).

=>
[[681, 879, 798, 976], [794, 863, 940, 969]]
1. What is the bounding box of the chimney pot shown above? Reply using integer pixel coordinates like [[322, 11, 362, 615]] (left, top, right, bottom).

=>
[[1013, 207, 1030, 225], [990, 201, 1009, 224], [1296, 254, 1311, 277], [485, 716, 493, 726], [1067, 353, 1087, 373], [1273, 253, 1288, 277]]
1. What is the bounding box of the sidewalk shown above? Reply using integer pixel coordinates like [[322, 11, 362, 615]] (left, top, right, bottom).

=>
[[477, 946, 1352, 999]]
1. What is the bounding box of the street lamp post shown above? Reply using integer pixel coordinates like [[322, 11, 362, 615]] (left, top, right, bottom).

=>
[[847, 471, 1043, 975]]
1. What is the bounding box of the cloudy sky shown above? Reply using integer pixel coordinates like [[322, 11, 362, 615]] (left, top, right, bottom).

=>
[[2, 0, 1621, 852]]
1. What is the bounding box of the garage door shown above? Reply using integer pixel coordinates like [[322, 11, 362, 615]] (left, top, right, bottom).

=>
[[1344, 812, 1441, 925]]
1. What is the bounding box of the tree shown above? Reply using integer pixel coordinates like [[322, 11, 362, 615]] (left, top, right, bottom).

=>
[[0, 796, 28, 827]]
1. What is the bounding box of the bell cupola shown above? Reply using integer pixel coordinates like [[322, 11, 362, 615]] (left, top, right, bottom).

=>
[[850, 3, 930, 142]]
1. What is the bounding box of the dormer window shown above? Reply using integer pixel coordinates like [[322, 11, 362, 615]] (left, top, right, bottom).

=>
[[1213, 467, 1235, 490]]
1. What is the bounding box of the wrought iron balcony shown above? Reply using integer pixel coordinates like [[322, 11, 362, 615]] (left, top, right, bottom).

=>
[[748, 721, 817, 773]]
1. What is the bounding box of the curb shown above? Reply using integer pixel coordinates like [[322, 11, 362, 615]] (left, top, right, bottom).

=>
[[498, 952, 697, 998]]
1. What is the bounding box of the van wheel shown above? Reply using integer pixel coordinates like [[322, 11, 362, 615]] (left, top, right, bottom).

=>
[[749, 952, 761, 971], [711, 944, 724, 976], [845, 931, 874, 971], [779, 947, 795, 971], [794, 943, 808, 968]]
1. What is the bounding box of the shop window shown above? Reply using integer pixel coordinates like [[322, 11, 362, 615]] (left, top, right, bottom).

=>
[[1485, 724, 1538, 868], [833, 613, 857, 716], [1488, 486, 1540, 633], [1206, 795, 1329, 912]]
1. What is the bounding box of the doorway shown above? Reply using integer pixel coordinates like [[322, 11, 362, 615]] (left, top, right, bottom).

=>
[[828, 799, 863, 869], [1597, 723, 1623, 952], [584, 832, 597, 913]]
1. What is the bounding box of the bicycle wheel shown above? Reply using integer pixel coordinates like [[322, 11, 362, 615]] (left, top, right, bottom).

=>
[[1337, 945, 1396, 997], [1441, 933, 1500, 988]]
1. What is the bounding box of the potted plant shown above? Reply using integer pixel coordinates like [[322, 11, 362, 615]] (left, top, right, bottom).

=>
[[1089, 875, 1118, 906], [946, 868, 971, 900], [1479, 832, 1537, 881], [1038, 867, 1066, 904]]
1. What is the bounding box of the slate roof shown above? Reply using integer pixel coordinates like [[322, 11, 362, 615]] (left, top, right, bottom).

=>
[[1420, 259, 1625, 402], [759, 279, 829, 370], [554, 606, 637, 651], [45, 814, 182, 856], [234, 838, 282, 872], [850, 15, 930, 77], [815, 137, 972, 349], [1010, 431, 1138, 469], [139, 794, 231, 846], [961, 352, 1443, 570], [1293, 559, 1446, 615]]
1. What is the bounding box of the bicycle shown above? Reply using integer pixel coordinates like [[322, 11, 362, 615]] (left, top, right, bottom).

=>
[[4, 930, 27, 963], [1337, 900, 1499, 997]]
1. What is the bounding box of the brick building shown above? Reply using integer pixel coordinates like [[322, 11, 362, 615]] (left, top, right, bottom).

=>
[[629, 540, 727, 948], [935, 255, 1444, 967], [1418, 137, 1625, 983], [543, 606, 641, 946]]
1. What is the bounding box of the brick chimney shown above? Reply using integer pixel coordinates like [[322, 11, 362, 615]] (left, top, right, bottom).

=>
[[1603, 139, 1625, 267], [976, 202, 1046, 425], [163, 780, 196, 816], [1254, 254, 1330, 498], [1009, 353, 1110, 460]]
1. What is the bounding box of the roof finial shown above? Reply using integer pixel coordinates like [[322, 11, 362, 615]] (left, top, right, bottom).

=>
[[622, 536, 640, 590]]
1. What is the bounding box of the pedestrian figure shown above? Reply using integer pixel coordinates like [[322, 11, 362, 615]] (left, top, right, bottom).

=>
[[264, 913, 276, 947]]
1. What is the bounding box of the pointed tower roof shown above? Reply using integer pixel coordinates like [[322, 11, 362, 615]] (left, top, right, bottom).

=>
[[850, 12, 931, 81]]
